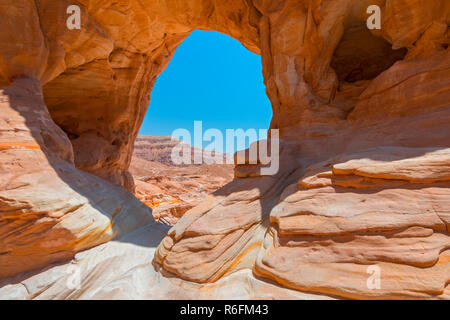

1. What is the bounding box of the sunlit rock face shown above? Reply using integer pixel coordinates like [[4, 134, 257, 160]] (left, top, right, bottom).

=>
[[0, 0, 449, 299]]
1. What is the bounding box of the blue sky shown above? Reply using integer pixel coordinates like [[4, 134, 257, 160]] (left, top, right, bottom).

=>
[[139, 30, 272, 152]]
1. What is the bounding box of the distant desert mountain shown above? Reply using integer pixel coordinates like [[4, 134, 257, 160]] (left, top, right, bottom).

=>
[[134, 135, 229, 166], [130, 135, 234, 225]]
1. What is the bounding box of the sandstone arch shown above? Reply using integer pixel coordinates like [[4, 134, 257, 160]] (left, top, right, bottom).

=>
[[0, 0, 449, 299]]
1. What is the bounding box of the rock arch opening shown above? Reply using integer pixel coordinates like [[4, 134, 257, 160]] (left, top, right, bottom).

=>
[[139, 30, 272, 146], [131, 30, 272, 224]]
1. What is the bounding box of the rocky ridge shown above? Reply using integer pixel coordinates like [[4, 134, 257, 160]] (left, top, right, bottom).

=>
[[131, 135, 233, 225]]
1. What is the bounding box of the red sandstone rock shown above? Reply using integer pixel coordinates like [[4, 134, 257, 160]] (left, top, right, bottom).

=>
[[0, 0, 449, 299], [0, 77, 153, 278]]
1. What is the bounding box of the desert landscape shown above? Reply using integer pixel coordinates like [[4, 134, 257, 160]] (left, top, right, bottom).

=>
[[0, 0, 449, 300], [131, 135, 233, 225]]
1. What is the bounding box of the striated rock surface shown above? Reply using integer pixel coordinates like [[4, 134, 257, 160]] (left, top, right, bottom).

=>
[[134, 135, 229, 166], [0, 76, 153, 278], [0, 0, 449, 299]]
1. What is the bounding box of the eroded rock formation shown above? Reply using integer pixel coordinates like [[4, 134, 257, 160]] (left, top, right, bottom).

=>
[[0, 0, 449, 299]]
